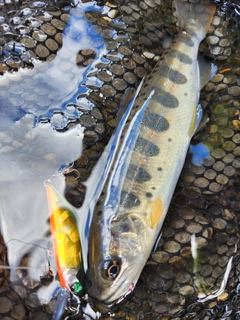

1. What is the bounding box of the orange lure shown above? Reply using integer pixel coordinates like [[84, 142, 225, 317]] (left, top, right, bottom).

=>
[[46, 184, 82, 294]]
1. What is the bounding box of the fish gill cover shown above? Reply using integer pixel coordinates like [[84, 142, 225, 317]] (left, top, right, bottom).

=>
[[0, 0, 240, 319]]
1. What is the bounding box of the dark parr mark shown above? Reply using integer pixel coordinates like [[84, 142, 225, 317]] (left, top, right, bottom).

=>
[[156, 89, 179, 108], [120, 191, 140, 208], [178, 35, 194, 47], [127, 164, 151, 182], [142, 113, 169, 132], [146, 192, 153, 198], [160, 66, 187, 84], [169, 50, 193, 64], [135, 137, 160, 157]]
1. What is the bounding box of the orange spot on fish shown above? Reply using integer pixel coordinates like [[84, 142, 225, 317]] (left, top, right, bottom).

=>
[[143, 145, 147, 149], [181, 77, 185, 82], [149, 196, 163, 229], [160, 79, 164, 83], [140, 159, 146, 164], [171, 85, 175, 89], [168, 118, 172, 122], [155, 119, 160, 123]]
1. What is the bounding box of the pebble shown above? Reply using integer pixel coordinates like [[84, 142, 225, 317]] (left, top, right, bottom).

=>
[[0, 297, 13, 313], [40, 23, 57, 36], [25, 293, 41, 308], [12, 285, 27, 299], [11, 304, 26, 319]]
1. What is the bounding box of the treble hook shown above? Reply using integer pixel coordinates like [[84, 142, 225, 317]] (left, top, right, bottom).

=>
[[64, 293, 81, 319]]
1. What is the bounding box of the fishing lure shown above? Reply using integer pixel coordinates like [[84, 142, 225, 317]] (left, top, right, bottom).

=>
[[46, 184, 83, 319]]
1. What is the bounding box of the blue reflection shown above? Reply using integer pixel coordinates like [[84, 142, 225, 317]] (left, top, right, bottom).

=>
[[190, 143, 210, 166]]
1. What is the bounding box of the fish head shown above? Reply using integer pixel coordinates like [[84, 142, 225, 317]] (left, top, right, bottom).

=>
[[89, 213, 151, 304]]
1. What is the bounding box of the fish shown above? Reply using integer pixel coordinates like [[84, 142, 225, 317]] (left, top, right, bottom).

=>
[[46, 184, 83, 319], [87, 0, 217, 305]]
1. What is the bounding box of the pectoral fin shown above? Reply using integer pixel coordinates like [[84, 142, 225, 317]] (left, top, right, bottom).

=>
[[188, 103, 203, 137], [198, 55, 217, 89]]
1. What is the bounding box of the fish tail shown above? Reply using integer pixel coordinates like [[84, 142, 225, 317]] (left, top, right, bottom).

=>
[[174, 0, 216, 41]]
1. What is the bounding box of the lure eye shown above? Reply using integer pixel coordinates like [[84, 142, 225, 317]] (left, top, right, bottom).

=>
[[70, 281, 82, 294], [102, 259, 121, 280]]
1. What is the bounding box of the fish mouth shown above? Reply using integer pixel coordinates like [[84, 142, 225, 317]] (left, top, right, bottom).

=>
[[107, 282, 135, 306], [98, 263, 138, 305]]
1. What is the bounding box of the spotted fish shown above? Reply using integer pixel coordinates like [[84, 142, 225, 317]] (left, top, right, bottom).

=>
[[87, 0, 217, 304]]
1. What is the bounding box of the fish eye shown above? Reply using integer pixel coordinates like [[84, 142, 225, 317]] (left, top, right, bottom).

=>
[[102, 259, 121, 280]]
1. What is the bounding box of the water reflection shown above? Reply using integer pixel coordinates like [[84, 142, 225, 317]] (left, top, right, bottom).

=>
[[0, 2, 105, 124], [0, 1, 105, 277], [0, 115, 83, 275]]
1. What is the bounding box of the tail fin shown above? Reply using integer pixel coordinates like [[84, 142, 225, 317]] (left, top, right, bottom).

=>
[[174, 0, 216, 41]]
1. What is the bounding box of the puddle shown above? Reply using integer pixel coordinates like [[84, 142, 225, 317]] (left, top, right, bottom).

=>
[[0, 1, 106, 277]]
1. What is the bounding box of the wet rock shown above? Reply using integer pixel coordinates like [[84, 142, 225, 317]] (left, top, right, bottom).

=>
[[12, 285, 27, 299], [11, 304, 26, 319], [25, 292, 41, 308], [0, 297, 13, 313]]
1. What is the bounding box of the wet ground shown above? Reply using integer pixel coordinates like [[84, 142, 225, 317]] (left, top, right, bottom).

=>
[[0, 0, 240, 319]]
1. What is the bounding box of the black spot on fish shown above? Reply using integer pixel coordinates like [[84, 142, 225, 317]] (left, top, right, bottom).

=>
[[135, 136, 160, 156], [148, 75, 153, 80], [127, 164, 151, 182], [120, 191, 140, 208], [142, 113, 169, 132], [146, 192, 153, 198], [178, 35, 194, 47], [152, 187, 156, 190], [97, 210, 102, 216], [157, 167, 162, 171], [156, 89, 179, 108], [143, 83, 148, 88], [169, 50, 193, 64], [168, 138, 172, 142], [160, 66, 187, 84], [184, 92, 188, 96]]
